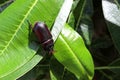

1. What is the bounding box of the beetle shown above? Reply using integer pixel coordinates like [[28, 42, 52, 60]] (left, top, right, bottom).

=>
[[28, 21, 54, 54]]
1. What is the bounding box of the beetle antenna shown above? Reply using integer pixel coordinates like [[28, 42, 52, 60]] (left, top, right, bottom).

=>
[[27, 20, 33, 29]]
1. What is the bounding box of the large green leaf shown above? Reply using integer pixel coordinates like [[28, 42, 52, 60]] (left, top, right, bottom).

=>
[[54, 24, 94, 80], [50, 57, 78, 80], [51, 0, 73, 41], [0, 0, 63, 79], [102, 0, 120, 53], [68, 0, 93, 45], [50, 57, 65, 80]]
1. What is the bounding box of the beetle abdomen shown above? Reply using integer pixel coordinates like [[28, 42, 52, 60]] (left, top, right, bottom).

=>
[[32, 22, 54, 53], [33, 22, 52, 43]]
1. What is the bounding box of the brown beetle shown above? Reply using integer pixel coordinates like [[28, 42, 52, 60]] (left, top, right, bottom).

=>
[[28, 21, 54, 54]]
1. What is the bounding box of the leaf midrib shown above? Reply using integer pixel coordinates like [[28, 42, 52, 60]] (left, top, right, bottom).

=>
[[60, 34, 86, 76], [0, 0, 38, 56]]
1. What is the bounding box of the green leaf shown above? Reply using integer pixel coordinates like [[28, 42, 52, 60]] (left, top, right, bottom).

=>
[[51, 0, 73, 41], [68, 0, 86, 28], [0, 0, 13, 13], [1, 55, 41, 80], [102, 0, 120, 53], [77, 0, 93, 45], [50, 57, 65, 80], [54, 24, 94, 80], [68, 0, 93, 45], [0, 0, 63, 79], [95, 58, 120, 80], [50, 71, 58, 80], [109, 58, 120, 70], [109, 58, 120, 80], [50, 57, 78, 80]]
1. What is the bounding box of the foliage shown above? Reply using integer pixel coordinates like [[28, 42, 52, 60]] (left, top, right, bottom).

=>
[[92, 0, 120, 80], [0, 0, 64, 79], [1, 0, 120, 80]]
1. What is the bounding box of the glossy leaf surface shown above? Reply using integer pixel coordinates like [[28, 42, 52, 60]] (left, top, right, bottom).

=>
[[50, 57, 78, 80], [0, 0, 63, 79], [54, 24, 94, 80], [102, 0, 120, 53]]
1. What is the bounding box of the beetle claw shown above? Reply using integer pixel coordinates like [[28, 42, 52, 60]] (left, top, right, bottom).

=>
[[27, 20, 33, 29]]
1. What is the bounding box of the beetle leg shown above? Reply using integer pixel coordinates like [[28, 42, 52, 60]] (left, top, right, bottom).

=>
[[27, 20, 33, 29]]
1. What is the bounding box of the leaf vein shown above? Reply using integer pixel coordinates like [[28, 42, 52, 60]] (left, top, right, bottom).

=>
[[0, 0, 38, 56]]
